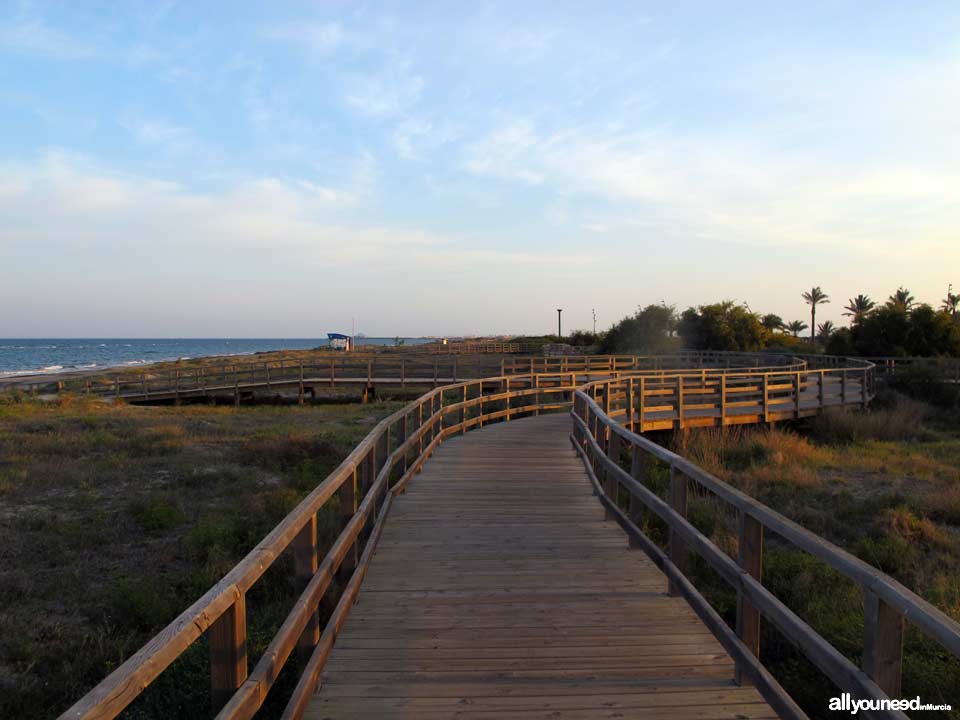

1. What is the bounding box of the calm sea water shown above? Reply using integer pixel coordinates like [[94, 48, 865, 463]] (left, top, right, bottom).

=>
[[0, 338, 435, 377]]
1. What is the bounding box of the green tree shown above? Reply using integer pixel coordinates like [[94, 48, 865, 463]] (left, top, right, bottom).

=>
[[842, 294, 875, 325], [601, 303, 678, 353], [785, 320, 808, 337], [905, 305, 960, 356], [761, 313, 785, 333], [941, 284, 959, 321], [801, 286, 829, 349], [817, 320, 835, 342], [854, 305, 911, 356], [887, 286, 915, 312], [678, 301, 767, 351]]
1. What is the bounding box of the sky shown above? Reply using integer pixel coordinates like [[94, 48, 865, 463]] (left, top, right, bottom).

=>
[[1, 1, 958, 337]]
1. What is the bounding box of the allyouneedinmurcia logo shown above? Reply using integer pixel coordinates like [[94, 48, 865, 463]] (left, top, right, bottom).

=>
[[829, 694, 953, 714]]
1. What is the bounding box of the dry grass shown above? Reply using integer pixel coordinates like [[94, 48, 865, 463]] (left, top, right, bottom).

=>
[[0, 393, 402, 719], [665, 390, 960, 717]]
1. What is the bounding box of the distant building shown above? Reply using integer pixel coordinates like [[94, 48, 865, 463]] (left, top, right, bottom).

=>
[[327, 333, 353, 351]]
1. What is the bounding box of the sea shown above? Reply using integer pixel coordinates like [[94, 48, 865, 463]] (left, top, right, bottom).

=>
[[0, 338, 436, 377]]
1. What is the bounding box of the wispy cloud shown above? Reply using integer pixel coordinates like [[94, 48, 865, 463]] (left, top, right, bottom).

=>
[[0, 17, 95, 59], [346, 59, 424, 118], [119, 114, 192, 150], [262, 21, 343, 54]]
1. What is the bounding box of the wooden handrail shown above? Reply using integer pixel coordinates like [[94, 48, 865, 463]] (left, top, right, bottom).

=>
[[570, 376, 960, 715], [59, 372, 578, 720], [62, 351, 943, 720]]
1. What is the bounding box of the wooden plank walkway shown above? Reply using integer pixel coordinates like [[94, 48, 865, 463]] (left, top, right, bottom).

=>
[[307, 414, 776, 720]]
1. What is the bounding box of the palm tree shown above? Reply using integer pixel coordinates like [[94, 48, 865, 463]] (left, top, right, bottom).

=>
[[941, 284, 959, 321], [801, 286, 829, 348], [842, 294, 875, 325], [817, 321, 835, 342], [761, 313, 785, 333], [785, 320, 808, 337], [887, 286, 915, 312]]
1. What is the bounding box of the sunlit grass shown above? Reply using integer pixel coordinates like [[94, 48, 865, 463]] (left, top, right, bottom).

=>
[[0, 394, 402, 719]]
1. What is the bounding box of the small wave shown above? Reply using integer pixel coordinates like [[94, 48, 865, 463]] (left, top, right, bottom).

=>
[[42, 365, 64, 371]]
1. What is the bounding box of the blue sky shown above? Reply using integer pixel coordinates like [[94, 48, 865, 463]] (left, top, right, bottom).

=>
[[1, 1, 958, 337]]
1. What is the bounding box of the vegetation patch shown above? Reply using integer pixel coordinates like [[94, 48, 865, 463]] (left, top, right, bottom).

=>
[[0, 395, 401, 719], [662, 390, 960, 718]]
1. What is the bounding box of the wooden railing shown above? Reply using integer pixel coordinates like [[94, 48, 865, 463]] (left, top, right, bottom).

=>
[[589, 363, 875, 431], [418, 340, 535, 354], [570, 375, 960, 720], [62, 352, 951, 720], [501, 350, 809, 375], [19, 354, 515, 401], [59, 372, 578, 720]]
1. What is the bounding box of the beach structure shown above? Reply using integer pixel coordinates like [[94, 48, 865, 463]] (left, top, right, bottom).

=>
[[58, 352, 960, 720]]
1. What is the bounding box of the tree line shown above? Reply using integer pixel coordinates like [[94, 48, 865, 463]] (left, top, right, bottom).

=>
[[582, 285, 960, 357]]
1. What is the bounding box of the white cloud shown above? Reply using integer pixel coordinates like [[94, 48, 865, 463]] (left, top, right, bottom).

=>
[[0, 18, 96, 59], [461, 116, 960, 259], [461, 119, 544, 184], [392, 117, 460, 160], [119, 115, 192, 150], [346, 60, 424, 118], [263, 22, 343, 54]]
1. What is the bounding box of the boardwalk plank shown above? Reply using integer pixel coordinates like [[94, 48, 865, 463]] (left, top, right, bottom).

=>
[[306, 414, 773, 720]]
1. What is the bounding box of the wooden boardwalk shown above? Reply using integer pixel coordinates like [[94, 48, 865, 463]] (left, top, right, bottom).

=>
[[307, 414, 775, 720]]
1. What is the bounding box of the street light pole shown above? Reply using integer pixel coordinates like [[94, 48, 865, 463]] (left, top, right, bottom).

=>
[[556, 308, 563, 340]]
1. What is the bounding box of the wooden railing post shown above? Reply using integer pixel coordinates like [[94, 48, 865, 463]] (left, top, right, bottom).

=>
[[720, 374, 727, 424], [638, 376, 646, 431], [736, 512, 763, 685], [298, 362, 305, 405], [819, 369, 826, 407], [760, 373, 769, 422], [604, 430, 621, 519], [667, 465, 687, 596], [628, 446, 646, 547], [625, 378, 634, 431], [460, 384, 467, 433], [478, 381, 484, 428], [863, 589, 905, 697], [676, 376, 684, 430], [398, 413, 408, 473], [841, 368, 848, 406], [210, 593, 247, 712], [417, 402, 424, 456], [505, 377, 511, 421], [293, 515, 319, 664], [338, 470, 358, 579], [533, 374, 541, 416], [794, 372, 801, 417]]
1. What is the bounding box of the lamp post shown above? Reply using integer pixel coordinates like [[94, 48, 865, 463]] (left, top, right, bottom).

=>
[[556, 308, 563, 341]]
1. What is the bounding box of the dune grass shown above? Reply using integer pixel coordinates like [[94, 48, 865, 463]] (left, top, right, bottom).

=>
[[665, 391, 960, 717], [0, 393, 403, 719]]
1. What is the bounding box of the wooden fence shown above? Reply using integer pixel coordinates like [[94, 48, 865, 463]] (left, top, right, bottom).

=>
[[59, 372, 577, 720], [60, 352, 960, 720], [571, 376, 960, 719]]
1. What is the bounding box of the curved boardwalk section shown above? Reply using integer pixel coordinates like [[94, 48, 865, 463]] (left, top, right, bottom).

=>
[[307, 414, 775, 720]]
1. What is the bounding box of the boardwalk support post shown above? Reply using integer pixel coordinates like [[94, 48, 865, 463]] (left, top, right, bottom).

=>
[[667, 465, 687, 596], [293, 514, 319, 664], [863, 590, 904, 697], [628, 447, 646, 547], [338, 469, 358, 579], [604, 429, 621, 519], [210, 593, 247, 712], [736, 512, 763, 685]]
